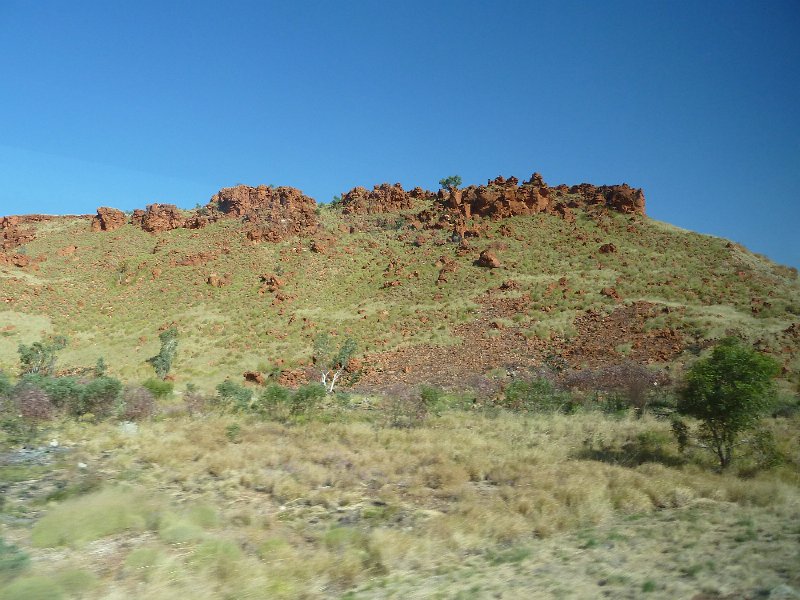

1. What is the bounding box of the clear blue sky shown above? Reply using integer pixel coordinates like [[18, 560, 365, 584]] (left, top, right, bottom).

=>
[[1, 0, 798, 267]]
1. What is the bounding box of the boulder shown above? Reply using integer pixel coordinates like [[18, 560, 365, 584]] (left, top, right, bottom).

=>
[[131, 204, 185, 233], [209, 185, 319, 243], [243, 371, 265, 385], [91, 207, 127, 232], [476, 250, 502, 269]]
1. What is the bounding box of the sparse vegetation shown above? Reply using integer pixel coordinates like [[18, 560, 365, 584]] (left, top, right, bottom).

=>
[[313, 333, 356, 393], [17, 335, 67, 376]]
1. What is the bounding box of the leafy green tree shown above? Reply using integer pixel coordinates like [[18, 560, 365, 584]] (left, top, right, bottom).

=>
[[313, 334, 356, 393], [677, 337, 779, 469], [17, 336, 68, 376], [438, 175, 462, 191], [147, 327, 178, 380]]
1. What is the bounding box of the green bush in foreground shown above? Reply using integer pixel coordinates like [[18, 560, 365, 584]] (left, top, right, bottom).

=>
[[677, 337, 780, 469]]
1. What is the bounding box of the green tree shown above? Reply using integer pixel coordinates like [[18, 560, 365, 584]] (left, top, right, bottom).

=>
[[677, 337, 779, 469], [313, 334, 356, 393], [17, 336, 68, 376], [147, 327, 178, 380], [438, 175, 462, 191]]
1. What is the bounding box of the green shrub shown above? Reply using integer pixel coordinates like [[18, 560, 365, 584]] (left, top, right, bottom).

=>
[[677, 337, 780, 469], [289, 383, 326, 415], [215, 380, 252, 412], [142, 378, 174, 399], [73, 376, 122, 418], [0, 537, 29, 581], [313, 334, 357, 393], [255, 383, 292, 419], [35, 376, 81, 410], [0, 372, 11, 398], [17, 336, 67, 376], [419, 385, 445, 415], [503, 378, 571, 413], [146, 327, 178, 380]]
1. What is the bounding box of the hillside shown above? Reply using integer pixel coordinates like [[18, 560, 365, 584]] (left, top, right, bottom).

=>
[[2, 172, 800, 599], [1, 172, 798, 392]]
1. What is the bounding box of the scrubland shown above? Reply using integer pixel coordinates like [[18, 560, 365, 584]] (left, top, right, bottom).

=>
[[1, 391, 798, 599]]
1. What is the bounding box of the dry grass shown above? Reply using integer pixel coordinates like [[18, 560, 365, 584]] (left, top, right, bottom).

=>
[[2, 405, 798, 598]]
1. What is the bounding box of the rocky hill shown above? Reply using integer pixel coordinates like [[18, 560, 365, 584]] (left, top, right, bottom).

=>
[[1, 172, 798, 391]]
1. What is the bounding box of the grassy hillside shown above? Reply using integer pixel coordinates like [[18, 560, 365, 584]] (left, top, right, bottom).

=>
[[1, 198, 799, 599], [0, 202, 798, 391]]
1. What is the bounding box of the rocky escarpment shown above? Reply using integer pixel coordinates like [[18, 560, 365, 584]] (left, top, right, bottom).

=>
[[339, 183, 433, 215], [89, 184, 319, 242], [86, 171, 644, 242], [443, 173, 645, 221]]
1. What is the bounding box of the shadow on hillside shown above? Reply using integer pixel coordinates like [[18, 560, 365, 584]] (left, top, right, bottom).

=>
[[575, 434, 686, 468]]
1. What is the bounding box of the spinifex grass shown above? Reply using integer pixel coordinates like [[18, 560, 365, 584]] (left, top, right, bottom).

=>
[[1, 205, 798, 388], [1, 406, 797, 599]]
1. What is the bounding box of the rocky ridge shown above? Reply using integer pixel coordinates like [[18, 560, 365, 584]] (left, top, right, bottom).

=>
[[82, 171, 645, 242]]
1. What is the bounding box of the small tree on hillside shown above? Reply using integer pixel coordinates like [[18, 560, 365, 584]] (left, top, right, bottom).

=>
[[18, 336, 68, 376], [438, 175, 462, 192], [677, 337, 779, 469], [147, 327, 178, 380], [313, 333, 356, 394]]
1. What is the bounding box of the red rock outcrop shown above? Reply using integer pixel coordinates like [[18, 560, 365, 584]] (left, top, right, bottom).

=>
[[209, 185, 319, 243], [0, 217, 36, 251], [340, 183, 431, 215], [91, 207, 127, 232], [130, 204, 185, 233], [442, 173, 645, 221], [568, 183, 645, 215]]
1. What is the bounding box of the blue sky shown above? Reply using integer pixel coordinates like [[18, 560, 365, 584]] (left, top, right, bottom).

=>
[[1, 0, 798, 267]]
